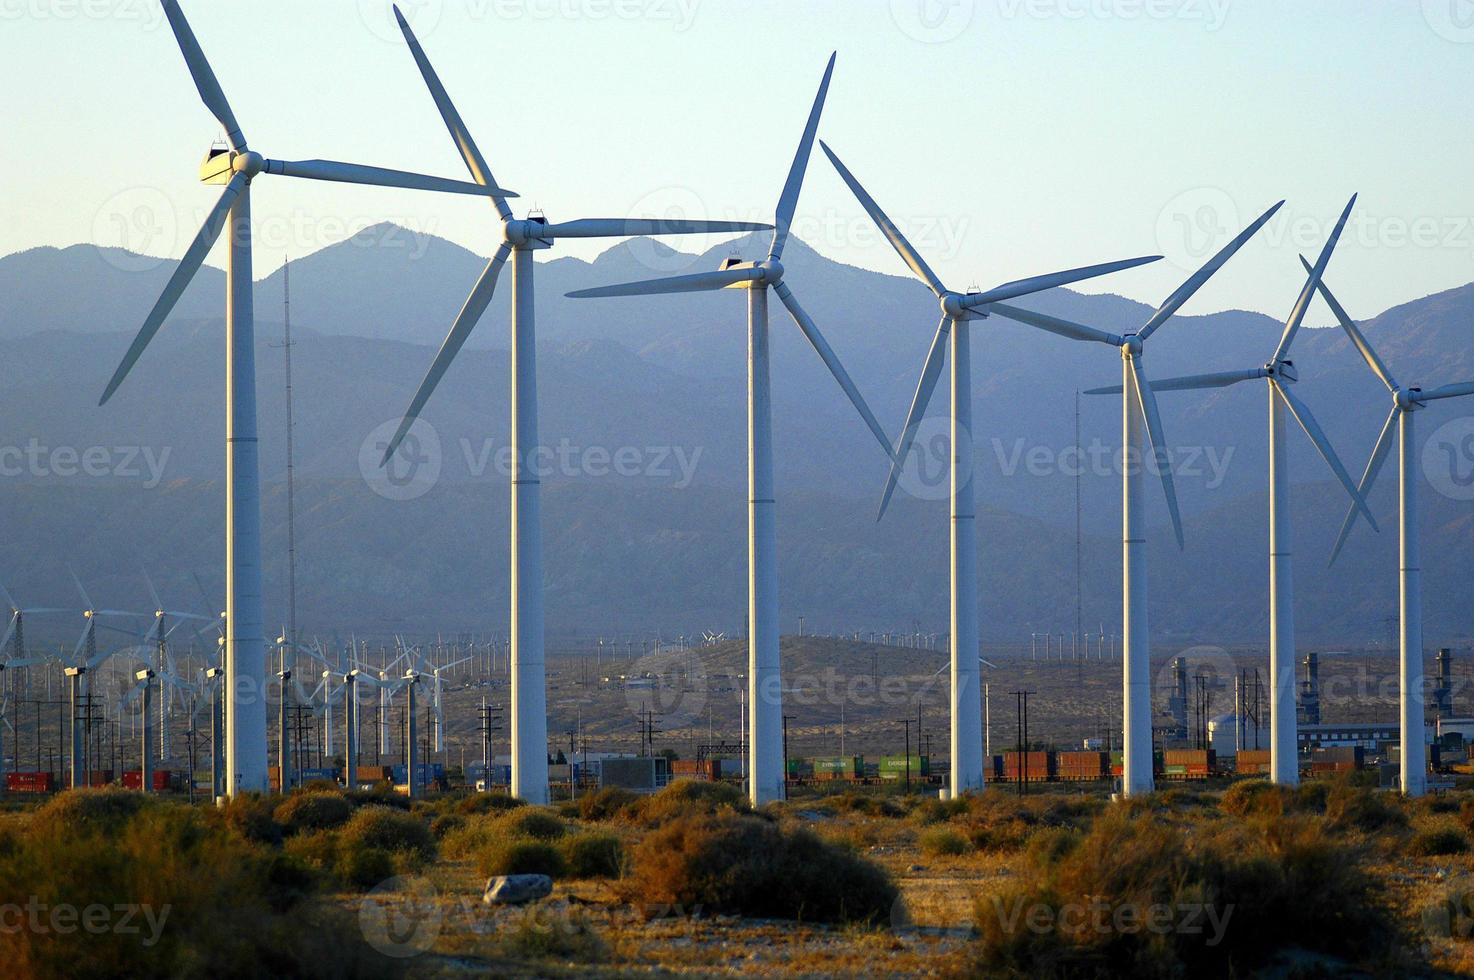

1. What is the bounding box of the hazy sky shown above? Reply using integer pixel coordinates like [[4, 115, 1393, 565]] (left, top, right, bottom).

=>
[[4, 0, 1473, 323]]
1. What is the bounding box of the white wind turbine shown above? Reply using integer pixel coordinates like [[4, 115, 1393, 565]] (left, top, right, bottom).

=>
[[1083, 197, 1370, 788], [983, 200, 1287, 795], [566, 55, 897, 805], [377, 8, 771, 805], [1314, 268, 1474, 797], [98, 1, 514, 797], [818, 142, 1161, 799]]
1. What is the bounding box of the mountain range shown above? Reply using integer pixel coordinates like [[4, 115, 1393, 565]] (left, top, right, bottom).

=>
[[2, 227, 1472, 649]]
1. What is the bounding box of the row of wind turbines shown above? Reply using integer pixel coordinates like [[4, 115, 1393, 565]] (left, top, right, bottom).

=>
[[91, 0, 1469, 804]]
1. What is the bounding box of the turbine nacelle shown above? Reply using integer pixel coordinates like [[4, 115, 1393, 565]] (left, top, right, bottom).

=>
[[718, 257, 784, 288], [1267, 359, 1298, 384], [1120, 334, 1144, 358], [1398, 387, 1425, 411], [502, 217, 553, 249]]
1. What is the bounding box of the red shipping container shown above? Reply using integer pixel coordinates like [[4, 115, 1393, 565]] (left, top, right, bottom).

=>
[[6, 771, 55, 793]]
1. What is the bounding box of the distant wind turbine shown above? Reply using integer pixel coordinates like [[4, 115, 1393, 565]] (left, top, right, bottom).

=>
[[1314, 265, 1474, 797], [568, 55, 889, 805], [98, 0, 512, 796], [1085, 196, 1368, 788], [819, 139, 1160, 799], [985, 199, 1287, 795], [379, 6, 771, 804]]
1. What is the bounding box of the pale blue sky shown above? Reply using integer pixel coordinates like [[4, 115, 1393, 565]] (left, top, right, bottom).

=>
[[4, 0, 1473, 322]]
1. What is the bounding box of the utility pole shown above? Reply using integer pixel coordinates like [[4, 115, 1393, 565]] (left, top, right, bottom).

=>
[[782, 714, 794, 794], [900, 718, 913, 791]]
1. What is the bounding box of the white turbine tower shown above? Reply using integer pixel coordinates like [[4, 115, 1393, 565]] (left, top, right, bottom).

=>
[[98, 1, 514, 797], [567, 55, 899, 805], [984, 200, 1287, 795], [1314, 269, 1474, 797], [1083, 197, 1370, 787], [817, 142, 1161, 799], [377, 8, 771, 805]]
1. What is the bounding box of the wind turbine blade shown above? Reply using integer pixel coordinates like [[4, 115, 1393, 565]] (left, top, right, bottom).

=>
[[774, 282, 894, 460], [161, 0, 246, 151], [381, 243, 513, 465], [1329, 404, 1399, 566], [1272, 195, 1356, 364], [1298, 256, 1397, 393], [143, 569, 163, 611], [0, 614, 16, 654], [1423, 381, 1474, 401], [393, 4, 512, 220], [267, 159, 517, 198], [1084, 368, 1265, 396], [771, 52, 835, 261], [1136, 200, 1284, 343], [877, 316, 951, 521], [539, 219, 770, 239], [100, 173, 247, 405], [819, 141, 946, 297], [1273, 381, 1377, 532], [1130, 359, 1185, 549], [987, 302, 1123, 347], [69, 568, 93, 612], [960, 256, 1163, 309], [0, 582, 15, 614], [566, 266, 757, 299]]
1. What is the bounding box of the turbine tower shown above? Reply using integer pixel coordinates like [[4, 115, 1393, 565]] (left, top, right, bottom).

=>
[[98, 1, 506, 796], [567, 56, 897, 805], [1085, 197, 1369, 787], [378, 7, 771, 804], [1315, 269, 1474, 797], [818, 142, 1160, 799], [985, 201, 1286, 795]]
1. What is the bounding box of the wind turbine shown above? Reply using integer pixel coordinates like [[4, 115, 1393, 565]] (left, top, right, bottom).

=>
[[98, 1, 513, 797], [982, 199, 1288, 795], [377, 8, 771, 805], [1313, 267, 1474, 797], [567, 55, 897, 805], [1083, 197, 1368, 788], [817, 141, 1161, 799], [143, 571, 218, 762]]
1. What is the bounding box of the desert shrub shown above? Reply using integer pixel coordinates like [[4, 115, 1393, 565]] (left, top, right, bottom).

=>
[[456, 792, 525, 816], [968, 807, 1400, 978], [498, 907, 607, 962], [823, 791, 906, 819], [919, 826, 971, 857], [909, 797, 970, 826], [339, 846, 397, 890], [495, 807, 567, 841], [578, 786, 638, 822], [1325, 784, 1408, 834], [430, 812, 465, 839], [1220, 780, 1288, 818], [1408, 819, 1470, 857], [282, 829, 341, 874], [223, 792, 284, 844], [623, 811, 896, 924], [300, 778, 340, 794], [340, 806, 435, 864], [635, 780, 747, 824], [274, 792, 352, 834], [1025, 826, 1082, 867], [345, 788, 410, 810], [30, 788, 153, 835], [561, 831, 625, 878], [0, 799, 395, 979], [479, 838, 567, 878]]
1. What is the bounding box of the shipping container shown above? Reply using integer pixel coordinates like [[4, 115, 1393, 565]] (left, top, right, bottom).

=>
[[6, 771, 55, 793], [121, 770, 173, 791], [812, 756, 864, 778], [1056, 751, 1108, 780]]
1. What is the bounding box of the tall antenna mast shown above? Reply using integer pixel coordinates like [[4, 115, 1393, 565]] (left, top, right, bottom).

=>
[[1074, 389, 1082, 662], [282, 256, 298, 658]]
